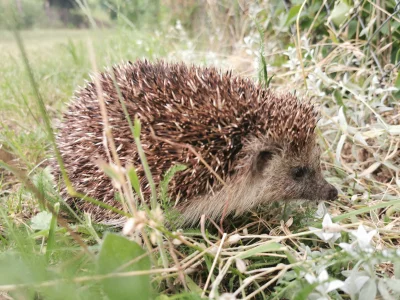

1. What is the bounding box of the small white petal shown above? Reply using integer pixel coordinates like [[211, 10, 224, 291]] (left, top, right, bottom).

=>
[[305, 273, 317, 284], [318, 270, 329, 282], [209, 245, 219, 254], [172, 238, 182, 245], [341, 275, 369, 294], [353, 225, 376, 249], [235, 258, 247, 273], [367, 230, 377, 240], [315, 202, 328, 218], [310, 229, 327, 241], [339, 242, 354, 253], [150, 231, 157, 245], [326, 280, 344, 292], [122, 218, 135, 235], [330, 232, 341, 244], [322, 232, 334, 241], [322, 214, 333, 227], [227, 234, 241, 244]]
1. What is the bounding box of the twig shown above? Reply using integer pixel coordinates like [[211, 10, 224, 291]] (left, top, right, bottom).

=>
[[243, 267, 289, 299], [168, 239, 188, 291], [201, 215, 216, 247], [202, 233, 227, 298]]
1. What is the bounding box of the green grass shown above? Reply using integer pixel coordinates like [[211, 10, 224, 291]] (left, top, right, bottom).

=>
[[1, 1, 400, 299]]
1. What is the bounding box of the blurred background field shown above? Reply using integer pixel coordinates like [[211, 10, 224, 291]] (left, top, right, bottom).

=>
[[0, 1, 400, 299]]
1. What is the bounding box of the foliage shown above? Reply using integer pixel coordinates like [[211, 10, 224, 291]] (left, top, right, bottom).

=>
[[0, 0, 46, 29], [105, 0, 162, 28], [97, 233, 152, 300], [0, 0, 399, 299]]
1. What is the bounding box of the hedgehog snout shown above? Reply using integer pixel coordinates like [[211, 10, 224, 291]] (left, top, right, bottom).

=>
[[326, 184, 338, 201], [321, 182, 338, 201]]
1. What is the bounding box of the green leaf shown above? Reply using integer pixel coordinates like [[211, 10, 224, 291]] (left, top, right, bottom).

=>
[[285, 5, 301, 26], [238, 242, 282, 259], [395, 71, 400, 90], [31, 211, 52, 230], [284, 250, 297, 264], [160, 164, 187, 201], [333, 90, 345, 108], [294, 283, 318, 300], [155, 295, 170, 300], [46, 203, 59, 261], [254, 20, 274, 89], [384, 278, 400, 292], [31, 229, 50, 239], [394, 262, 400, 280], [328, 29, 339, 43], [185, 275, 203, 293], [127, 165, 142, 199], [134, 116, 141, 139], [359, 279, 377, 300], [97, 161, 120, 181], [97, 233, 152, 300], [330, 1, 351, 26]]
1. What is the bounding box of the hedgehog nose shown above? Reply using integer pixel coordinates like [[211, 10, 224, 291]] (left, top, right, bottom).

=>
[[326, 185, 338, 201]]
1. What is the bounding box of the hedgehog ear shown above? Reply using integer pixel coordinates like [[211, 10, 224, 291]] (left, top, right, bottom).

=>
[[253, 149, 275, 174]]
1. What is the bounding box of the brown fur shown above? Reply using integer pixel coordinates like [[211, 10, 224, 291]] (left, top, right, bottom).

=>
[[52, 60, 337, 225], [179, 138, 335, 224]]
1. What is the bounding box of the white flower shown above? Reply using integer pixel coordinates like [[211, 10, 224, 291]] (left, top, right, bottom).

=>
[[314, 202, 328, 219], [309, 214, 342, 245], [283, 47, 299, 70], [305, 270, 326, 285], [351, 225, 377, 250], [235, 258, 247, 273], [305, 269, 344, 297], [172, 238, 182, 246], [243, 35, 254, 46], [350, 194, 358, 202], [340, 274, 370, 296], [175, 20, 183, 31], [122, 218, 135, 235], [153, 206, 164, 222], [227, 234, 241, 245], [339, 242, 356, 256], [121, 211, 147, 235], [150, 230, 162, 246], [209, 245, 219, 255], [382, 249, 391, 258], [339, 225, 377, 255]]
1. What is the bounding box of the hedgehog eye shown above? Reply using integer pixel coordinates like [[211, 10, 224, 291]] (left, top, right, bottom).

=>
[[253, 150, 274, 173], [292, 166, 309, 180]]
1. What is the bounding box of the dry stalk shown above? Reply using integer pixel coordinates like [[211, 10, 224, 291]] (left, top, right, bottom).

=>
[[202, 233, 227, 298], [86, 40, 138, 218]]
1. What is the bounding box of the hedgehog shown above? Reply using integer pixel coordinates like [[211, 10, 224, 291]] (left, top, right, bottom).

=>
[[53, 60, 338, 225]]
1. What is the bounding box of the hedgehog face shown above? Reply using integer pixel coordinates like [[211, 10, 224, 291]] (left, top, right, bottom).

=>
[[251, 142, 338, 204]]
